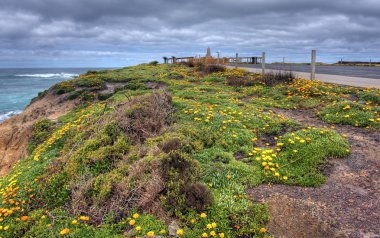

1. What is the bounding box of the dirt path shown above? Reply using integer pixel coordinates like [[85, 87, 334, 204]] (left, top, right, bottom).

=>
[[248, 108, 380, 238]]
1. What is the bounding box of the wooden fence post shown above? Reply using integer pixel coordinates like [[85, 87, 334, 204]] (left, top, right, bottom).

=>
[[262, 52, 266, 75], [311, 50, 316, 80], [235, 53, 238, 68]]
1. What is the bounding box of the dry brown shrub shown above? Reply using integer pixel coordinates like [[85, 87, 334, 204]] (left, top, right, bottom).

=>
[[70, 175, 138, 223], [226, 76, 255, 87], [259, 71, 295, 86], [159, 138, 182, 153], [197, 63, 226, 74], [183, 182, 214, 212], [127, 158, 170, 221], [115, 91, 175, 143]]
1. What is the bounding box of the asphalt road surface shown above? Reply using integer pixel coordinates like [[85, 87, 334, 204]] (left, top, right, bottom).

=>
[[237, 64, 380, 80], [226, 65, 380, 88]]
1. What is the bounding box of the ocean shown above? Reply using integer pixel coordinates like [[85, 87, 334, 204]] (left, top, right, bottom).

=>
[[0, 68, 110, 122]]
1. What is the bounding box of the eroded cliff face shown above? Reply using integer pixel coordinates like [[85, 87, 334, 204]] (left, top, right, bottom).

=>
[[0, 92, 79, 176]]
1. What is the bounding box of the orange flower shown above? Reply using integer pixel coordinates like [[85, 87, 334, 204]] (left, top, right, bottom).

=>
[[21, 216, 28, 221], [260, 227, 267, 233], [60, 228, 70, 235]]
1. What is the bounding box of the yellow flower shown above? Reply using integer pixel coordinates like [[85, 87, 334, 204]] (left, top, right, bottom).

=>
[[136, 226, 141, 231], [71, 219, 78, 225], [160, 229, 166, 234], [207, 224, 212, 229], [129, 219, 136, 226], [219, 233, 225, 238], [3, 226, 9, 231], [210, 230, 216, 236], [202, 233, 209, 237], [177, 229, 184, 236], [260, 227, 267, 233], [226, 175, 231, 180], [147, 231, 155, 237], [200, 213, 207, 218], [60, 228, 70, 235], [133, 213, 139, 219], [79, 216, 90, 221], [211, 222, 217, 228]]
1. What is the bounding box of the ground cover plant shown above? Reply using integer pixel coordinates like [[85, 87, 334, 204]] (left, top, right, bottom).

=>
[[1, 62, 378, 237]]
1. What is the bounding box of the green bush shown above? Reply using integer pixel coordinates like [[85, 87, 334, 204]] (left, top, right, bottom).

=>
[[53, 80, 75, 94]]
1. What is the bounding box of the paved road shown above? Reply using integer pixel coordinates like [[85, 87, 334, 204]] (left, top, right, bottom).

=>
[[227, 65, 380, 88], [237, 64, 380, 79]]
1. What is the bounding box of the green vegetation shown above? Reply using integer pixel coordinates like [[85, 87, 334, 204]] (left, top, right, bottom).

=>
[[319, 101, 380, 128], [1, 63, 378, 237]]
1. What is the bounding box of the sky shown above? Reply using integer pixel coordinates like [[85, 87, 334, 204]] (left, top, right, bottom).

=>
[[0, 0, 380, 68]]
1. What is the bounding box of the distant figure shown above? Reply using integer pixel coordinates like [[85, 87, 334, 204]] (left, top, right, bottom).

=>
[[206, 47, 211, 57]]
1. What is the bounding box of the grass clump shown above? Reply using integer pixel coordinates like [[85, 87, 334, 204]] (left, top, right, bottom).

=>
[[260, 127, 349, 186], [358, 89, 380, 103], [319, 101, 380, 128]]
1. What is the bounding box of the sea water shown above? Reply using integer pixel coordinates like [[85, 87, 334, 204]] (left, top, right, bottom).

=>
[[0, 68, 109, 122]]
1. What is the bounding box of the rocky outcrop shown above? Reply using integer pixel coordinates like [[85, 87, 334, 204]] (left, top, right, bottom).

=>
[[0, 92, 79, 176]]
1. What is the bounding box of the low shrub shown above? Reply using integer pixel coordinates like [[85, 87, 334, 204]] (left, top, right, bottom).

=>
[[148, 61, 159, 66], [74, 77, 105, 89], [179, 61, 195, 67], [197, 63, 226, 74], [183, 182, 214, 212], [260, 71, 295, 86], [226, 76, 255, 87], [67, 90, 83, 100], [116, 92, 175, 143], [53, 81, 75, 94]]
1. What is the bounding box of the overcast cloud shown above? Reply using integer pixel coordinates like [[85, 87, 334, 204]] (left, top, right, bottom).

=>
[[0, 0, 379, 67]]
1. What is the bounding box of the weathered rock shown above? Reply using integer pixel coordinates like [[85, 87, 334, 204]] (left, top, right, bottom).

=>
[[168, 220, 180, 236]]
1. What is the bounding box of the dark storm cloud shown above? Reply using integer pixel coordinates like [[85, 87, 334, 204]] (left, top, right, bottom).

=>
[[0, 0, 380, 67]]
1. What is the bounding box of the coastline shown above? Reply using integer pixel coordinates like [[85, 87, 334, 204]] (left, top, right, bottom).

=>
[[0, 110, 23, 123]]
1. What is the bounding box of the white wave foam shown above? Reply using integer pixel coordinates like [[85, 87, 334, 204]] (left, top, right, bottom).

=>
[[0, 110, 23, 123], [15, 73, 78, 78]]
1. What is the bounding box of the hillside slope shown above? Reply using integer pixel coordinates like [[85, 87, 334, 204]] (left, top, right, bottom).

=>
[[0, 63, 379, 238]]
